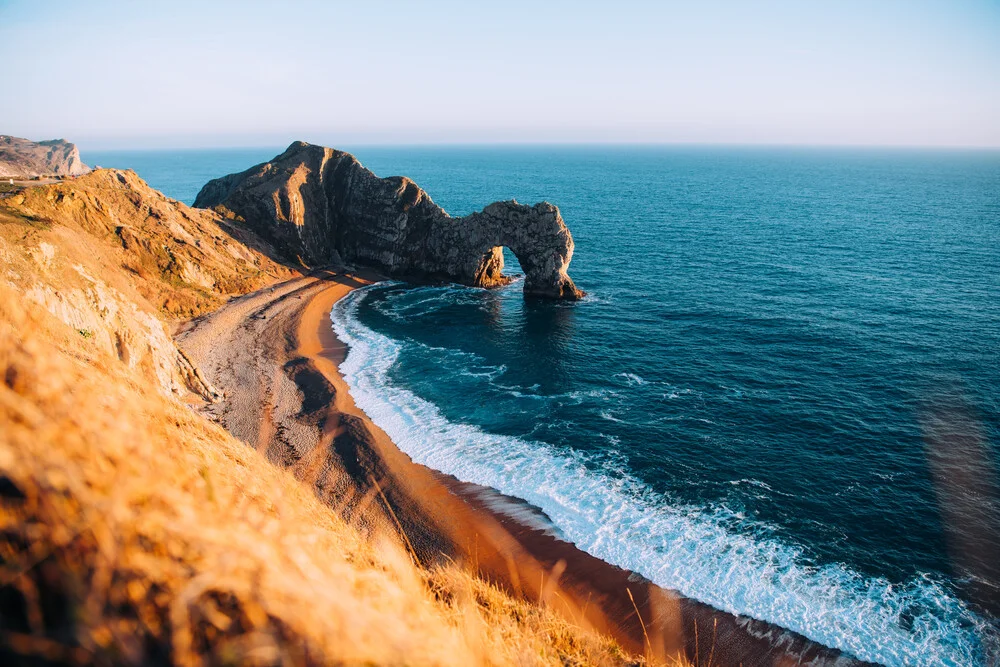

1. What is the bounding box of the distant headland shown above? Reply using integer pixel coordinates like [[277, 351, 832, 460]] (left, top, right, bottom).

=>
[[0, 135, 90, 179]]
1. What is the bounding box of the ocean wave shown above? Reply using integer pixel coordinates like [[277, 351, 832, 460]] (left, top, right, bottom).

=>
[[331, 285, 995, 667], [466, 486, 568, 540], [369, 282, 486, 320], [663, 387, 695, 400], [412, 341, 486, 361], [615, 372, 648, 386], [599, 433, 622, 447], [728, 477, 796, 499], [458, 364, 507, 381], [490, 381, 549, 400], [729, 478, 774, 492], [580, 290, 615, 305]]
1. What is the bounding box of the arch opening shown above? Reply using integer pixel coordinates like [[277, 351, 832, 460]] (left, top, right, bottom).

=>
[[472, 242, 583, 300], [474, 245, 530, 290]]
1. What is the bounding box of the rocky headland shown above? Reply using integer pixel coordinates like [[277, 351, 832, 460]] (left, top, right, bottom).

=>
[[0, 135, 90, 179], [195, 141, 584, 300]]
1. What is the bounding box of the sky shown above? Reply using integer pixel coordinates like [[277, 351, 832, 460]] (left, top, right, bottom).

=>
[[1, 0, 998, 149]]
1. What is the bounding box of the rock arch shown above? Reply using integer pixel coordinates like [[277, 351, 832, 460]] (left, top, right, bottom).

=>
[[463, 202, 582, 299], [195, 142, 584, 300]]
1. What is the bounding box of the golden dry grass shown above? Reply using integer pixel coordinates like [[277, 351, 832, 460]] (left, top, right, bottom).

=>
[[0, 284, 655, 665]]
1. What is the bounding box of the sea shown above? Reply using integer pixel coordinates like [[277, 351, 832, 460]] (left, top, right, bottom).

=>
[[85, 145, 1000, 666]]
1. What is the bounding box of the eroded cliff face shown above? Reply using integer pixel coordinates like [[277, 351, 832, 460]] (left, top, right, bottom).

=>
[[0, 135, 90, 178], [0, 169, 294, 400], [195, 142, 584, 299]]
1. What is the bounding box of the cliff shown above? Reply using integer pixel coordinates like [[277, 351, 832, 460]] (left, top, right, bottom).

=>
[[0, 168, 294, 399], [0, 135, 90, 178], [195, 142, 584, 299]]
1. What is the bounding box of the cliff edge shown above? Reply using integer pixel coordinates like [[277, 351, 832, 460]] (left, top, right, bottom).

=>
[[195, 142, 584, 300], [0, 135, 90, 178], [0, 168, 294, 400]]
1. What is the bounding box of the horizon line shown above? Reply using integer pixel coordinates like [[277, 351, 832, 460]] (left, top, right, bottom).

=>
[[76, 139, 1000, 153]]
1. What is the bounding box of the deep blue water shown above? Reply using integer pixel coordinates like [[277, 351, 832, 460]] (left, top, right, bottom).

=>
[[85, 148, 282, 205], [87, 146, 1000, 666]]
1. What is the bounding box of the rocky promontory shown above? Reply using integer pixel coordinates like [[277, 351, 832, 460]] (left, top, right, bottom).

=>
[[0, 135, 90, 178], [195, 142, 584, 299]]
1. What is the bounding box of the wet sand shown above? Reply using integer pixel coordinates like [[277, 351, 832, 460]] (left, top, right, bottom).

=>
[[178, 269, 871, 666]]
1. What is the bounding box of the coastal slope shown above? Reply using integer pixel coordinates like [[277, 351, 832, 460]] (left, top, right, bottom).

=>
[[0, 168, 294, 400], [195, 142, 584, 299], [0, 135, 90, 178]]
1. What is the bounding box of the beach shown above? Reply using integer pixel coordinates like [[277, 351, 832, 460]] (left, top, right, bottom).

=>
[[176, 269, 866, 666]]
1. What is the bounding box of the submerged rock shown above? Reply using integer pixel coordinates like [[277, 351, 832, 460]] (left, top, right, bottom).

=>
[[195, 142, 584, 299]]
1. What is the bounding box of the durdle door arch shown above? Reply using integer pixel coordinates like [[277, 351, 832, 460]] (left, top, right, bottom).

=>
[[195, 143, 584, 300]]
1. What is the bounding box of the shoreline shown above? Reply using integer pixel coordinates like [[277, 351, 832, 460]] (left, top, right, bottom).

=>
[[180, 270, 870, 666]]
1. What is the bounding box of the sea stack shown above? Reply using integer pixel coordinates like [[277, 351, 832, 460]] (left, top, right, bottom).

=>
[[194, 141, 584, 299]]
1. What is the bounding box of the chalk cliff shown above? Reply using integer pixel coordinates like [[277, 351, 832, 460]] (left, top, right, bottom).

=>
[[0, 135, 90, 178], [195, 142, 584, 299]]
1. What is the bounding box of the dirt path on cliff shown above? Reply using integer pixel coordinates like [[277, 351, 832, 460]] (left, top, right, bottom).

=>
[[175, 271, 871, 667]]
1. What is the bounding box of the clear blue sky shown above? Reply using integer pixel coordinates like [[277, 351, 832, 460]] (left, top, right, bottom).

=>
[[1, 0, 998, 149]]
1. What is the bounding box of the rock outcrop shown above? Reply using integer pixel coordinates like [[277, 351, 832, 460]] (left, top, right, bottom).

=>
[[0, 168, 293, 399], [0, 135, 90, 178], [195, 142, 583, 299]]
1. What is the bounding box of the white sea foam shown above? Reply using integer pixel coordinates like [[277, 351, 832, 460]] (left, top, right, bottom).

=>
[[599, 433, 622, 447], [331, 286, 995, 667], [729, 477, 796, 499], [616, 372, 648, 386], [599, 410, 625, 423], [467, 486, 568, 540], [729, 478, 775, 492], [663, 387, 695, 400], [459, 365, 507, 381]]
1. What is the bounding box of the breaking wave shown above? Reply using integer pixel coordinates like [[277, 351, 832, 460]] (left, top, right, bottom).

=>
[[332, 286, 995, 666]]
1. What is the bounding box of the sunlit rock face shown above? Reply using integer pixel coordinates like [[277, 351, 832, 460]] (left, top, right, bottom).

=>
[[0, 136, 90, 178], [195, 142, 583, 300]]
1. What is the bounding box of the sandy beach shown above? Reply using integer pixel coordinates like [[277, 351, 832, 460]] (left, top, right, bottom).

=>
[[177, 270, 868, 667]]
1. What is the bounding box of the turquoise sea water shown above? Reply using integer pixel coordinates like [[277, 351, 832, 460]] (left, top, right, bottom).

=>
[[86, 146, 1000, 666]]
